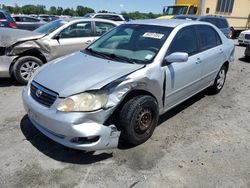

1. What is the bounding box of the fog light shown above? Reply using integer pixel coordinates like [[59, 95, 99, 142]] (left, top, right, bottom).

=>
[[70, 136, 100, 144]]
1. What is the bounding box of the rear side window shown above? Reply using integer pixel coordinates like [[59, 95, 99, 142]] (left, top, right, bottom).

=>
[[196, 25, 222, 51], [95, 22, 116, 36], [168, 26, 199, 56]]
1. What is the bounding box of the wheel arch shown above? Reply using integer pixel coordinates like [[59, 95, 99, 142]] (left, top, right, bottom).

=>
[[9, 49, 47, 76], [104, 89, 158, 126]]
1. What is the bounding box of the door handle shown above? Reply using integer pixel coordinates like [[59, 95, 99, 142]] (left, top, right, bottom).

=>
[[85, 40, 92, 45], [195, 58, 202, 64], [219, 49, 224, 54]]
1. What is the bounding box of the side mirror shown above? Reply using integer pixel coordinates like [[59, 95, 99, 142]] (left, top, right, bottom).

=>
[[164, 52, 188, 64], [53, 34, 60, 41]]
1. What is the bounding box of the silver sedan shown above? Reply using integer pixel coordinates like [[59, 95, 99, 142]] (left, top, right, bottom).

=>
[[0, 18, 119, 84], [22, 19, 235, 151]]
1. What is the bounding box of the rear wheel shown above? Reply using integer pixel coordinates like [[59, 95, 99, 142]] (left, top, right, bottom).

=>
[[207, 65, 227, 94], [117, 95, 159, 145], [13, 56, 43, 85]]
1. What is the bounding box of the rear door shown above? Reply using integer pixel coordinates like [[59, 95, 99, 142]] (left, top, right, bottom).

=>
[[164, 26, 203, 109], [196, 25, 224, 85]]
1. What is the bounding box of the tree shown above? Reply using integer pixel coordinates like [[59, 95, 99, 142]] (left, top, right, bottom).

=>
[[56, 7, 63, 15], [49, 6, 57, 15]]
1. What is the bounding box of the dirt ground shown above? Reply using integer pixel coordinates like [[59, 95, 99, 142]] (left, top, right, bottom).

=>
[[0, 43, 250, 188]]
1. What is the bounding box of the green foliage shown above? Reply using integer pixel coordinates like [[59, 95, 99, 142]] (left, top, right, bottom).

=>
[[2, 4, 161, 19]]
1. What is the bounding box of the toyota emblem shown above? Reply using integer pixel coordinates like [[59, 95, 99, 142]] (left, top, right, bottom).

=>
[[36, 89, 43, 97]]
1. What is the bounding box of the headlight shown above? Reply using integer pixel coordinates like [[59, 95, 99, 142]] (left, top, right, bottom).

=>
[[57, 91, 108, 112]]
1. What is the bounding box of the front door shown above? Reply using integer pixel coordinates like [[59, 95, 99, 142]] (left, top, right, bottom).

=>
[[49, 21, 96, 60], [164, 26, 203, 110]]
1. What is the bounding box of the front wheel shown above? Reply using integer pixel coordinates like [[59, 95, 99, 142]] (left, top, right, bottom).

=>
[[13, 56, 43, 85], [117, 95, 159, 145], [207, 65, 227, 94]]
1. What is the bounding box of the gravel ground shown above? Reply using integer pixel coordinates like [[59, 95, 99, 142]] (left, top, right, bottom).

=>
[[0, 43, 249, 188]]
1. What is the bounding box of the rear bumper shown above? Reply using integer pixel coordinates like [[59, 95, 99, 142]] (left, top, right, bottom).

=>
[[245, 46, 250, 57], [22, 87, 121, 151], [0, 56, 16, 77]]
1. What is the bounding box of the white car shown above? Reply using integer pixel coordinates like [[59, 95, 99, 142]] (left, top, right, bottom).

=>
[[238, 29, 250, 45], [84, 13, 132, 24]]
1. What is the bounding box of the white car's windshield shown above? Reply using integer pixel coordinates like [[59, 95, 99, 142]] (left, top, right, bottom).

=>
[[86, 24, 173, 64], [34, 19, 67, 34]]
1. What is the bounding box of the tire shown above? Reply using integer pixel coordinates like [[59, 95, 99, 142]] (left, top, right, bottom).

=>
[[207, 65, 227, 94], [13, 56, 43, 85], [117, 95, 159, 145]]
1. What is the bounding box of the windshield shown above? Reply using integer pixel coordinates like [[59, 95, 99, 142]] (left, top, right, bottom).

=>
[[164, 6, 188, 16], [34, 19, 67, 34], [85, 24, 172, 64]]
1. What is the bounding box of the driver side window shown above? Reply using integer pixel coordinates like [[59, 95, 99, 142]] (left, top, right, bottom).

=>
[[59, 21, 92, 38], [168, 26, 199, 56]]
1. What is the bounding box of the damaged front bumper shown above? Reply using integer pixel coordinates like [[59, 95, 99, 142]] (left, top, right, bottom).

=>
[[22, 87, 121, 151], [0, 55, 16, 77]]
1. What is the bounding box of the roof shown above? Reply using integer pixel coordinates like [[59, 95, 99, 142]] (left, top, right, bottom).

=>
[[175, 15, 227, 20], [127, 19, 193, 28]]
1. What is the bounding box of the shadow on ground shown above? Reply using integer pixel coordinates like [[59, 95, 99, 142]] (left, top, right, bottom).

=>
[[0, 78, 21, 87], [238, 57, 250, 63], [118, 91, 205, 150], [20, 91, 206, 155], [20, 115, 112, 164]]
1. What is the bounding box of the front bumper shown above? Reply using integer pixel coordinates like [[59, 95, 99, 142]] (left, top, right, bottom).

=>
[[22, 87, 120, 151], [0, 55, 17, 77]]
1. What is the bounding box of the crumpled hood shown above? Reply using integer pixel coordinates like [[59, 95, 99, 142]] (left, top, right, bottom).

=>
[[0, 28, 45, 47], [34, 52, 144, 97]]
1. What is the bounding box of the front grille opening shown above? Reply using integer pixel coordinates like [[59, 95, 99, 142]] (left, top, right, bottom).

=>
[[70, 136, 100, 144], [30, 81, 58, 107], [0, 47, 6, 56]]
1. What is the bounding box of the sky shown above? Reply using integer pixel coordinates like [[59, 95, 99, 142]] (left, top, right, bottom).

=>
[[1, 0, 175, 13]]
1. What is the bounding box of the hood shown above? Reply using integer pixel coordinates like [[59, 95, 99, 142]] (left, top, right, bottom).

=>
[[0, 28, 45, 47], [34, 52, 144, 97], [157, 15, 174, 19]]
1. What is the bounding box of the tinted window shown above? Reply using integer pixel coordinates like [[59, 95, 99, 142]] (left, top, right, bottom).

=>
[[168, 26, 199, 56], [188, 6, 197, 14], [60, 21, 92, 38], [217, 19, 229, 28], [200, 18, 217, 26], [13, 17, 21, 22], [22, 17, 39, 22], [197, 25, 222, 51], [0, 12, 6, 20], [95, 22, 116, 36]]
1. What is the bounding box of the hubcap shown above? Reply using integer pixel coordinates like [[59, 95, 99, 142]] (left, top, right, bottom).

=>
[[20, 61, 40, 81], [135, 108, 153, 134], [217, 69, 225, 90]]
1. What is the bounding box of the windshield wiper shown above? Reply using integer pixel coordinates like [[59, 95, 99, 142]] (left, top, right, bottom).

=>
[[105, 53, 136, 64], [84, 48, 112, 60]]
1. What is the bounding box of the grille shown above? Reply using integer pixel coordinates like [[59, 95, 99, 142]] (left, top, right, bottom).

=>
[[245, 34, 250, 40], [30, 81, 58, 107]]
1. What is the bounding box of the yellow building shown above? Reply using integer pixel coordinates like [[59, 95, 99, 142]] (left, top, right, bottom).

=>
[[160, 0, 250, 34], [202, 0, 250, 33]]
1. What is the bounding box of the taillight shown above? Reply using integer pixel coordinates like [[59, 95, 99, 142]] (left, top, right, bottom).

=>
[[8, 22, 17, 28]]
